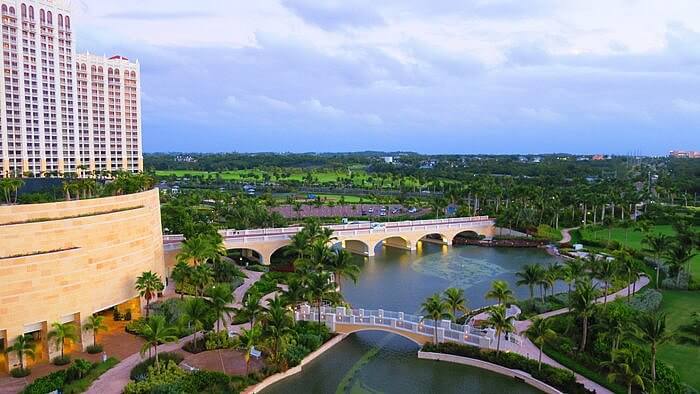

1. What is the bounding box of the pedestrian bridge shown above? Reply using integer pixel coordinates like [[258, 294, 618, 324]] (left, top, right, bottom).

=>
[[295, 305, 523, 349], [164, 216, 495, 264]]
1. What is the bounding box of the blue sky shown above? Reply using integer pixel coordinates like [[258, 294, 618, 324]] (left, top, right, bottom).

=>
[[75, 0, 700, 155]]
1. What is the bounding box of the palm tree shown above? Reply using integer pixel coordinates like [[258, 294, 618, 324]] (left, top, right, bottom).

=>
[[237, 290, 266, 330], [236, 324, 262, 375], [527, 317, 556, 371], [307, 271, 339, 326], [171, 261, 192, 299], [205, 283, 235, 331], [613, 250, 636, 302], [569, 279, 599, 351], [48, 322, 79, 360], [420, 293, 451, 344], [180, 297, 211, 350], [291, 201, 303, 220], [665, 242, 695, 288], [177, 234, 218, 266], [135, 271, 164, 317], [635, 312, 673, 387], [325, 249, 360, 291], [643, 233, 670, 289], [286, 230, 311, 260], [191, 264, 214, 296], [261, 296, 294, 366], [603, 348, 646, 394], [593, 260, 616, 307], [138, 315, 179, 368], [515, 264, 544, 302], [485, 280, 514, 305], [5, 335, 36, 371], [443, 287, 469, 321], [83, 315, 108, 347], [485, 304, 516, 354]]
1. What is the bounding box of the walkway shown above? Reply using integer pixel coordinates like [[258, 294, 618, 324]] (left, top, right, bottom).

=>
[[85, 268, 263, 394], [559, 227, 578, 244], [514, 275, 651, 394]]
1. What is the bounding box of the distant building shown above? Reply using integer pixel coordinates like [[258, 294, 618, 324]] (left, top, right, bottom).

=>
[[381, 156, 394, 164], [669, 150, 700, 158], [175, 155, 197, 163], [592, 155, 605, 161]]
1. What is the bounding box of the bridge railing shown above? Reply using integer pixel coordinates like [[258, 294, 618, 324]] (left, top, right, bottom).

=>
[[296, 305, 500, 349], [163, 216, 494, 246]]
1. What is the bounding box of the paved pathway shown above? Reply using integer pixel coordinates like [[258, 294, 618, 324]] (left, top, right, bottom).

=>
[[86, 268, 263, 394], [513, 275, 650, 394], [559, 227, 579, 244]]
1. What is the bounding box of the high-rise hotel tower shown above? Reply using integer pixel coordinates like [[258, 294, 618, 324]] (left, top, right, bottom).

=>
[[0, 0, 142, 177]]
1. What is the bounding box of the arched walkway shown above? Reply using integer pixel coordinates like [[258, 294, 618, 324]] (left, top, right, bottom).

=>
[[269, 245, 296, 266]]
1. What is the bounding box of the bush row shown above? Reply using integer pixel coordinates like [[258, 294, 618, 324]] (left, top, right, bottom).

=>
[[421, 342, 593, 394]]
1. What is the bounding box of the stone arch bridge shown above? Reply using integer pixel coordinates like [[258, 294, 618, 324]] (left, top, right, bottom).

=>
[[164, 216, 495, 265]]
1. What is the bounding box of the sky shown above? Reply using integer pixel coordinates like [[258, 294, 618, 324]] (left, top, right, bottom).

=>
[[73, 0, 700, 155]]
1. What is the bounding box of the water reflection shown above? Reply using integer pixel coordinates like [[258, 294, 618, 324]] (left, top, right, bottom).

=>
[[341, 242, 564, 311], [261, 331, 542, 394]]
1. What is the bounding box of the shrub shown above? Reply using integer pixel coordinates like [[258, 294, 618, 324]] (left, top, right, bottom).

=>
[[422, 342, 592, 393], [10, 367, 31, 378], [182, 339, 207, 354], [204, 330, 235, 351], [629, 289, 663, 312], [130, 352, 185, 381], [52, 355, 71, 366], [21, 370, 65, 393], [124, 309, 133, 321], [246, 264, 268, 272], [86, 344, 103, 354], [126, 318, 148, 335], [124, 361, 190, 394], [65, 359, 93, 383]]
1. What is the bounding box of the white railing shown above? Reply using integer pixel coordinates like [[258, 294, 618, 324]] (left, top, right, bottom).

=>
[[295, 305, 514, 349], [163, 216, 494, 248]]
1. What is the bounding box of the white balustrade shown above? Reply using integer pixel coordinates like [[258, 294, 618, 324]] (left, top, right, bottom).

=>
[[296, 305, 508, 350]]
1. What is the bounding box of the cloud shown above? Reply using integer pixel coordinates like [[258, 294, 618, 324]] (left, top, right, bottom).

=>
[[101, 11, 214, 20], [673, 98, 700, 113], [74, 0, 700, 154], [281, 0, 385, 30]]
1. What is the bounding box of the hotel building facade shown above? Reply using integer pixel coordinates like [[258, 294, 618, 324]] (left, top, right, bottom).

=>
[[0, 0, 142, 177]]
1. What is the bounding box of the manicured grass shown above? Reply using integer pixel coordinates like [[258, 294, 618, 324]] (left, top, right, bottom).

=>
[[579, 224, 700, 273], [658, 290, 700, 390], [313, 194, 366, 203], [154, 168, 429, 189]]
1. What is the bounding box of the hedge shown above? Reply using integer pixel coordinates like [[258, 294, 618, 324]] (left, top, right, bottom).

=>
[[422, 342, 593, 394]]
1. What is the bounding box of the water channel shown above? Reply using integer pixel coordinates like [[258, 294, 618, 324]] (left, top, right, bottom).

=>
[[262, 242, 563, 394]]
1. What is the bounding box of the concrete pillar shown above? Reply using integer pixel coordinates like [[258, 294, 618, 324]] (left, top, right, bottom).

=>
[[440, 319, 452, 329], [324, 314, 336, 332], [369, 316, 376, 325], [437, 327, 445, 343]]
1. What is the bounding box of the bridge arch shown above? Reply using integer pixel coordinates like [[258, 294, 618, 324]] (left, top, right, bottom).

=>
[[373, 236, 412, 253], [417, 232, 451, 246], [334, 326, 429, 346], [226, 247, 265, 265], [337, 239, 371, 257], [452, 230, 483, 244]]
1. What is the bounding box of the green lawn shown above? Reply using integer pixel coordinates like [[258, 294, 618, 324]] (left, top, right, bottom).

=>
[[658, 290, 700, 390], [579, 225, 700, 273]]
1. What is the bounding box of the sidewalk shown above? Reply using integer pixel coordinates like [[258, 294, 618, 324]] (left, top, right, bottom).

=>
[[85, 268, 264, 394], [512, 275, 650, 394]]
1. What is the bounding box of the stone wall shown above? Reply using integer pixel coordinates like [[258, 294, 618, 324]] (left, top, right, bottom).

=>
[[0, 189, 165, 370]]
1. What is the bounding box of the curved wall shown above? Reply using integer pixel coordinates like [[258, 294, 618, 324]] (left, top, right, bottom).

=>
[[0, 189, 164, 368]]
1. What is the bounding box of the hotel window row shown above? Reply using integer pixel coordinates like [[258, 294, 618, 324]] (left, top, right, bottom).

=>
[[0, 0, 142, 177]]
